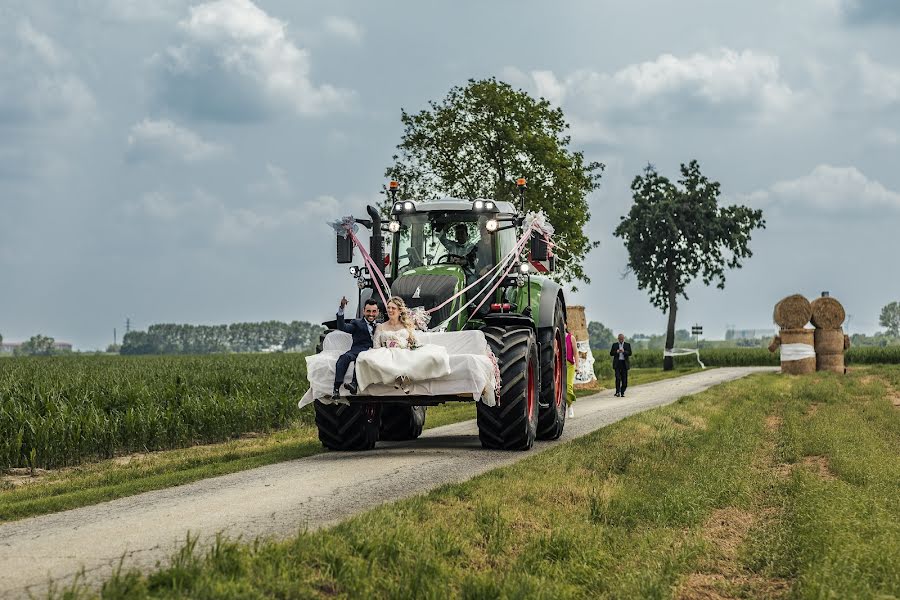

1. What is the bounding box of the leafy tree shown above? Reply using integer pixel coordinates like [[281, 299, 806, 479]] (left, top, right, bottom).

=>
[[587, 321, 615, 349], [17, 334, 56, 356], [614, 161, 765, 370], [880, 301, 900, 337], [385, 77, 604, 287]]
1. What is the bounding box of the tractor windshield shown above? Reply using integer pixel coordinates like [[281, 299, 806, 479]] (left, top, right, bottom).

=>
[[392, 214, 494, 279]]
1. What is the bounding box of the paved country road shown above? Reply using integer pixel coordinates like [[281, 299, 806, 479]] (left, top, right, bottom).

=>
[[0, 367, 774, 598]]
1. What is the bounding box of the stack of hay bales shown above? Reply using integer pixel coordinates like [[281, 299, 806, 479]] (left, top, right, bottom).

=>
[[565, 305, 598, 390], [769, 294, 849, 375], [771, 294, 816, 375], [811, 297, 848, 373]]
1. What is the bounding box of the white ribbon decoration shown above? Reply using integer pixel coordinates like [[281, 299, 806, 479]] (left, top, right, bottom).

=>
[[779, 343, 816, 362], [663, 348, 706, 369]]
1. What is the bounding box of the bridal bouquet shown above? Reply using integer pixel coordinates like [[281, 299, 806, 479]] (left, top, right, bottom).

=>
[[408, 306, 431, 331]]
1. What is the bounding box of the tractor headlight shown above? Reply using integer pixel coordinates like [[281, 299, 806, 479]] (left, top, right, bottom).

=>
[[349, 266, 360, 277], [485, 218, 498, 232], [388, 220, 401, 233], [357, 276, 367, 289], [484, 201, 495, 211], [516, 273, 527, 287], [403, 201, 414, 211], [392, 202, 403, 214], [474, 200, 485, 210], [519, 262, 530, 274]]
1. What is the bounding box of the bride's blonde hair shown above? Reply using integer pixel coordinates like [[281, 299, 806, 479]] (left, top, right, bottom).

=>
[[387, 296, 416, 345]]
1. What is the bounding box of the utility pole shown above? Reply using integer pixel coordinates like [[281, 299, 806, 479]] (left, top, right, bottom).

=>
[[113, 328, 117, 346], [125, 318, 131, 334]]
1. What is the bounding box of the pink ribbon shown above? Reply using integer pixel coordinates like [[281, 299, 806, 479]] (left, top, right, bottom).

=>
[[345, 226, 390, 308]]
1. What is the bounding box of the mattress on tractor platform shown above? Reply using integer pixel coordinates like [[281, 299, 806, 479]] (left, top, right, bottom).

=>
[[299, 330, 498, 408]]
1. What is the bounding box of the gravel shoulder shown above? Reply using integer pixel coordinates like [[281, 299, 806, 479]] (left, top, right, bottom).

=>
[[0, 367, 774, 598]]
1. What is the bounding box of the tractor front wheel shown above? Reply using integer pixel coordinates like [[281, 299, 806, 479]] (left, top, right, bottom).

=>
[[379, 405, 426, 441], [314, 401, 380, 451]]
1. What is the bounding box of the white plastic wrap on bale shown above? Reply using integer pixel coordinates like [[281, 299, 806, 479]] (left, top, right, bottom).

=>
[[575, 340, 596, 384]]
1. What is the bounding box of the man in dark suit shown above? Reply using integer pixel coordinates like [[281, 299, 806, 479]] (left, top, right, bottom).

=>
[[609, 333, 632, 397], [333, 296, 380, 398]]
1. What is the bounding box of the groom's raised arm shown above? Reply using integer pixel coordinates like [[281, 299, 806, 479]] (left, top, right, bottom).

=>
[[336, 296, 354, 333]]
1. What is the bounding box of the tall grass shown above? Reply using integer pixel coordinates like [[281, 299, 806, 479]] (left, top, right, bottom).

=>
[[0, 355, 309, 470], [593, 345, 900, 374]]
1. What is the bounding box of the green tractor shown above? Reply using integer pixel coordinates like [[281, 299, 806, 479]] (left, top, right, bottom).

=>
[[314, 180, 568, 451]]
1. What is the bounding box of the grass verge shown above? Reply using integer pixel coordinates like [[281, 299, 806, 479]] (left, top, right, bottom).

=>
[[3, 369, 702, 523], [52, 367, 900, 599]]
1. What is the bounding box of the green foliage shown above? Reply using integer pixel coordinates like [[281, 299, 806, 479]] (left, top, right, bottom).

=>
[[850, 332, 900, 347], [0, 354, 310, 469], [120, 321, 324, 355], [614, 161, 765, 358], [14, 334, 57, 356], [385, 77, 605, 287], [879, 301, 900, 337], [587, 321, 614, 349]]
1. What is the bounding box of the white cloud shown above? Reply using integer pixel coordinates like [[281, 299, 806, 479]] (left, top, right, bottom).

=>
[[323, 16, 363, 44], [869, 127, 900, 146], [126, 118, 226, 162], [0, 21, 95, 125], [506, 49, 795, 143], [150, 0, 354, 120], [130, 188, 344, 244], [740, 165, 900, 213], [855, 53, 900, 107]]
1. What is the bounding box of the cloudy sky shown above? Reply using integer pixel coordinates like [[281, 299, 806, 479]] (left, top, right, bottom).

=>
[[1, 0, 899, 349]]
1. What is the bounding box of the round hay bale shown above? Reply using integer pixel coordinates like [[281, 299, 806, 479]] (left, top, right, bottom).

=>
[[773, 294, 812, 329], [767, 335, 782, 353], [817, 353, 844, 374], [814, 328, 844, 355], [565, 305, 588, 340], [843, 334, 851, 350], [779, 328, 815, 375], [780, 328, 814, 346], [781, 357, 816, 375], [810, 297, 845, 329]]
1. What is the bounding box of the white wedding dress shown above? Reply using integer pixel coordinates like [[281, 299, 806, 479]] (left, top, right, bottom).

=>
[[355, 327, 452, 392]]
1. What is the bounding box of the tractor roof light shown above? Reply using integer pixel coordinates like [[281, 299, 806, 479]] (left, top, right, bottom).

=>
[[403, 201, 415, 212], [484, 201, 495, 211], [388, 220, 401, 233], [392, 202, 404, 214], [485, 218, 499, 232], [519, 262, 530, 274], [474, 200, 485, 210]]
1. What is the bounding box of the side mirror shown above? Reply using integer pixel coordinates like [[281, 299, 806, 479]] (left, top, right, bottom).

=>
[[337, 234, 354, 264], [530, 231, 549, 261]]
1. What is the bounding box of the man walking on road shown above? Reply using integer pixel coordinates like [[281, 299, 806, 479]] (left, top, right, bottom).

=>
[[610, 333, 632, 397]]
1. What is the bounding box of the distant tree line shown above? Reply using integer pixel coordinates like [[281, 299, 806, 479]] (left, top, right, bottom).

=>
[[120, 321, 324, 355]]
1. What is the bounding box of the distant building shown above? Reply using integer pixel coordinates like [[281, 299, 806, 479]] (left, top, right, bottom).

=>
[[726, 329, 776, 340], [0, 341, 73, 354]]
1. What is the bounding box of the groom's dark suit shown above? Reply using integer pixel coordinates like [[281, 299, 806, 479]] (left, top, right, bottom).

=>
[[333, 311, 376, 391], [609, 341, 633, 395]]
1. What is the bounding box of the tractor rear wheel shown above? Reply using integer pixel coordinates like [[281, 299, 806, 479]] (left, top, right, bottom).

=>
[[314, 401, 380, 451], [477, 326, 539, 450], [379, 405, 426, 441], [537, 300, 567, 440]]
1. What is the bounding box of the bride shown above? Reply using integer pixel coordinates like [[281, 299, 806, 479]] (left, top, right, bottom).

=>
[[355, 296, 451, 393]]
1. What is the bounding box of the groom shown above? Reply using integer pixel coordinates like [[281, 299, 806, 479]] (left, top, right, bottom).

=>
[[333, 296, 380, 398]]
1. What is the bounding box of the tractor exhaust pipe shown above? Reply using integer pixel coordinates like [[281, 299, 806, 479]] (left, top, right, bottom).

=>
[[366, 204, 384, 277]]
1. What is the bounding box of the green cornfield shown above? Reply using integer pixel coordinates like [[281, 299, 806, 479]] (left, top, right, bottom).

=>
[[593, 345, 900, 376], [0, 354, 310, 470]]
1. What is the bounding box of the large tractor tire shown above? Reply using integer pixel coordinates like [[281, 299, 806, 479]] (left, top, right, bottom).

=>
[[537, 299, 567, 440], [314, 401, 380, 451], [379, 405, 426, 441], [477, 326, 539, 450]]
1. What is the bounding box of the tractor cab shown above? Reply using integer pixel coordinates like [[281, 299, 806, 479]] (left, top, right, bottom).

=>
[[385, 198, 519, 330]]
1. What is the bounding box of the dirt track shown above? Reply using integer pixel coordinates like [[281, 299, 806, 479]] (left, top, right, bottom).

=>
[[0, 367, 774, 598]]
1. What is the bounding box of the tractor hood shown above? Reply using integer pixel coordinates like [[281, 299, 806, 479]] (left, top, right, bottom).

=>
[[391, 265, 466, 330]]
